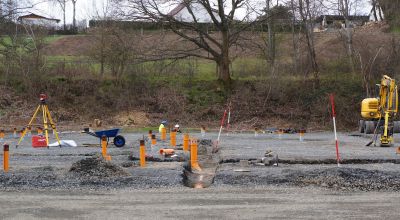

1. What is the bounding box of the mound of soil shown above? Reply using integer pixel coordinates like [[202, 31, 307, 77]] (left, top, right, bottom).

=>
[[69, 157, 130, 178], [293, 167, 400, 191]]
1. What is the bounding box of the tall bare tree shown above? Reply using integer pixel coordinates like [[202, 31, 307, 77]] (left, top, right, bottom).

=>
[[114, 0, 267, 85], [52, 0, 67, 31], [71, 0, 77, 30], [298, 0, 319, 86]]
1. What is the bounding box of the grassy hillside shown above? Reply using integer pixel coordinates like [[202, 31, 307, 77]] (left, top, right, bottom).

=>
[[0, 24, 399, 130]]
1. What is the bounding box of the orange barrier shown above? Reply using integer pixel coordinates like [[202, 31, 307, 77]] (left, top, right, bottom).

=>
[[151, 134, 156, 145], [170, 131, 176, 147], [159, 148, 175, 155], [140, 140, 146, 167], [161, 127, 167, 141], [3, 144, 9, 172], [183, 134, 189, 152]]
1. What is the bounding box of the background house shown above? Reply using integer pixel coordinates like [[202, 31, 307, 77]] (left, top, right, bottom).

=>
[[167, 2, 220, 23], [315, 15, 370, 30], [18, 13, 60, 28]]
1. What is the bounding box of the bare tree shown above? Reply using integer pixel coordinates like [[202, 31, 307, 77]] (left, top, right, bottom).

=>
[[298, 0, 319, 86], [71, 0, 77, 30], [52, 0, 67, 31], [113, 0, 267, 85]]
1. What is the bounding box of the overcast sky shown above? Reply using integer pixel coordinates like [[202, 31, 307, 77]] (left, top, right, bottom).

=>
[[30, 0, 372, 25]]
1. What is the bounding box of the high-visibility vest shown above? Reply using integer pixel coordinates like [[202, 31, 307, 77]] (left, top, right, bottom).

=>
[[159, 124, 165, 133]]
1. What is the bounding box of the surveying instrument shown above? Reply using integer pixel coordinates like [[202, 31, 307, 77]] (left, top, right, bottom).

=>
[[16, 94, 61, 148]]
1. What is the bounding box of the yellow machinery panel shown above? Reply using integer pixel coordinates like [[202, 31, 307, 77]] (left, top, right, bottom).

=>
[[361, 98, 380, 119]]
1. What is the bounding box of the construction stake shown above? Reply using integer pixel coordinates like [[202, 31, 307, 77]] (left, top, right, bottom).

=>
[[299, 129, 305, 142], [217, 109, 228, 144], [183, 133, 189, 152], [151, 134, 157, 146], [0, 130, 5, 141], [190, 139, 201, 171], [101, 135, 109, 160], [140, 140, 146, 167], [161, 127, 167, 141], [3, 144, 9, 172], [148, 130, 152, 139], [170, 131, 176, 147]]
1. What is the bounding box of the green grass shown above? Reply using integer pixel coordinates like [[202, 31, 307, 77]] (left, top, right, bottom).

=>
[[43, 35, 67, 44]]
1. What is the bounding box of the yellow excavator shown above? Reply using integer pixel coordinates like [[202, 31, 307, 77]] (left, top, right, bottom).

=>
[[359, 75, 399, 146]]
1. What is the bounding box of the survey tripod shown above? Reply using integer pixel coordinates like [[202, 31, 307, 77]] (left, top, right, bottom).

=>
[[16, 94, 61, 148]]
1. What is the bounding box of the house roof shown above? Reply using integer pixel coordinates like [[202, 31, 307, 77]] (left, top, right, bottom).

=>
[[167, 2, 187, 16], [167, 1, 219, 18], [18, 13, 60, 22]]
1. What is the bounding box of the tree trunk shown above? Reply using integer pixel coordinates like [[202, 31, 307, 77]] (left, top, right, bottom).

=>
[[372, 1, 378, 21], [218, 30, 231, 84], [72, 1, 76, 30], [305, 24, 319, 85], [266, 0, 275, 75], [63, 10, 66, 31]]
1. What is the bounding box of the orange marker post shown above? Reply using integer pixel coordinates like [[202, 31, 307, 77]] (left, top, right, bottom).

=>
[[148, 130, 152, 139], [27, 126, 32, 137], [3, 144, 9, 172], [161, 127, 167, 141], [183, 134, 189, 152], [170, 131, 176, 148], [190, 139, 201, 171], [13, 128, 17, 138], [0, 130, 4, 140], [151, 134, 157, 146], [37, 127, 43, 135], [101, 135, 108, 159], [299, 129, 305, 142], [140, 140, 146, 167]]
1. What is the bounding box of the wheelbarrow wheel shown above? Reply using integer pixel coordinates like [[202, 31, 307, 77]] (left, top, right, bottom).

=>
[[113, 135, 125, 148]]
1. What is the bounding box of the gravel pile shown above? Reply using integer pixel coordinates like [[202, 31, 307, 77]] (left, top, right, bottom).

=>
[[215, 166, 400, 191], [69, 157, 130, 178], [293, 167, 400, 191]]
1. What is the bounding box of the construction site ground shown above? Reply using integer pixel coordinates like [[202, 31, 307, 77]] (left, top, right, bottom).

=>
[[1, 131, 400, 219]]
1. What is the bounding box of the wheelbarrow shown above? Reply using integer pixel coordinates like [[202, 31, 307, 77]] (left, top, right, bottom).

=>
[[83, 128, 126, 148]]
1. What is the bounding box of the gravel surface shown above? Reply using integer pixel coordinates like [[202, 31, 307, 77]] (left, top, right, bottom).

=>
[[1, 131, 400, 218]]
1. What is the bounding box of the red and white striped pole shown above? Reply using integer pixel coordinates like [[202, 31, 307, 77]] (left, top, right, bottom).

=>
[[330, 93, 341, 167], [226, 103, 231, 135], [217, 109, 228, 144]]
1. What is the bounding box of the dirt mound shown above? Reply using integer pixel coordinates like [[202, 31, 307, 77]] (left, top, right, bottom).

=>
[[113, 111, 151, 127], [293, 167, 400, 191], [69, 157, 130, 178]]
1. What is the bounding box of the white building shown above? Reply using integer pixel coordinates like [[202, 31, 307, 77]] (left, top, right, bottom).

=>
[[18, 13, 60, 28]]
